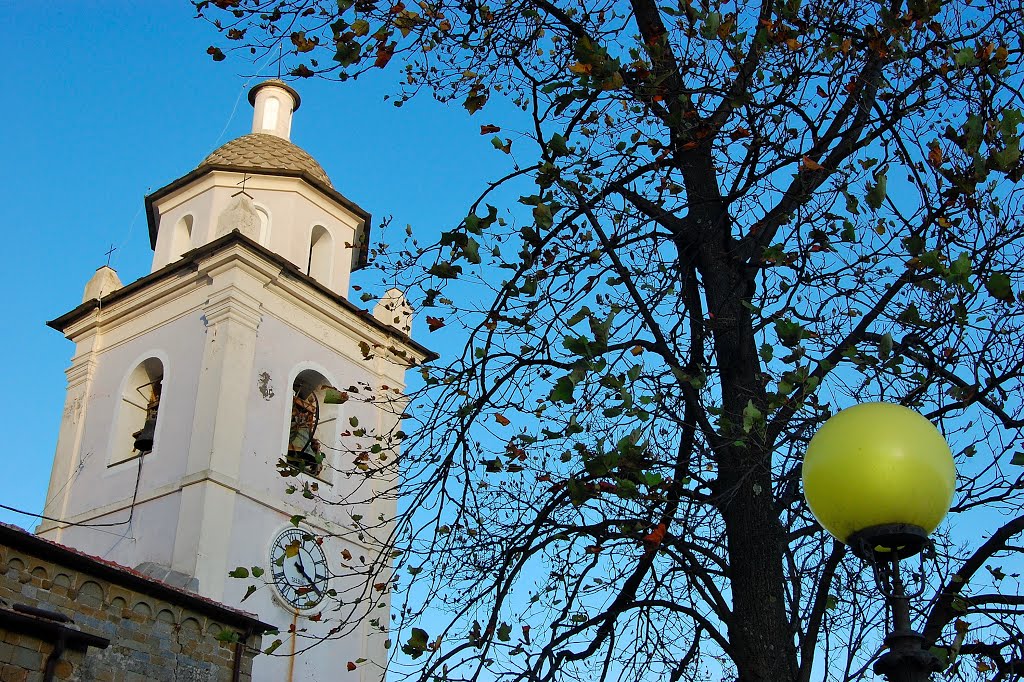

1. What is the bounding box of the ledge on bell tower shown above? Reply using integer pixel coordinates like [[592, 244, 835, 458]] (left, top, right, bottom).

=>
[[49, 230, 438, 364]]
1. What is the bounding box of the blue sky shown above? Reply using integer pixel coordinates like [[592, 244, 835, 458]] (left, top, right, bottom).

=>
[[0, 2, 510, 529]]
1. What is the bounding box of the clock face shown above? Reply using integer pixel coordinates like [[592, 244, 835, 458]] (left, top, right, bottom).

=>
[[269, 527, 329, 610]]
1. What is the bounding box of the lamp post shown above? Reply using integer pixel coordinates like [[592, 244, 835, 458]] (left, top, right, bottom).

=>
[[802, 402, 958, 682]]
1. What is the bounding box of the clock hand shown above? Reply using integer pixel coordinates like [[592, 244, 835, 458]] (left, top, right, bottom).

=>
[[293, 555, 323, 597]]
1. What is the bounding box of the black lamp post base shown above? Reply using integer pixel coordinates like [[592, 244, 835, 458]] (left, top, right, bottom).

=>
[[873, 630, 943, 682], [847, 524, 942, 681]]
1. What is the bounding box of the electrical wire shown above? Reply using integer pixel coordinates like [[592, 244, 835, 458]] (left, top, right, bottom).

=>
[[3, 446, 147, 530], [105, 49, 276, 271], [208, 49, 278, 152], [1, 502, 131, 529], [42, 450, 92, 511]]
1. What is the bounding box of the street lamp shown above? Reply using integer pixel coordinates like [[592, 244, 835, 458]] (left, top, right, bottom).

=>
[[802, 402, 957, 682]]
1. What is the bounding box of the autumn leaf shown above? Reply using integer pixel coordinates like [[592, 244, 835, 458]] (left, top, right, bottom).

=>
[[643, 523, 667, 548], [290, 31, 318, 52], [341, 548, 352, 561], [323, 389, 349, 404], [995, 45, 1009, 67], [428, 262, 463, 279], [375, 43, 396, 68], [464, 87, 488, 114], [600, 71, 624, 91], [801, 155, 825, 172], [347, 661, 357, 671], [494, 414, 511, 426], [207, 46, 226, 62], [374, 582, 388, 592], [927, 141, 944, 168], [866, 169, 888, 209], [569, 61, 592, 75], [426, 315, 446, 331], [480, 124, 501, 134], [986, 272, 1015, 302], [491, 136, 512, 154], [548, 133, 570, 157], [402, 628, 430, 659], [717, 14, 735, 38]]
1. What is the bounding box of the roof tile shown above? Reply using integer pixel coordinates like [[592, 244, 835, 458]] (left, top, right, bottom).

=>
[[200, 133, 332, 186]]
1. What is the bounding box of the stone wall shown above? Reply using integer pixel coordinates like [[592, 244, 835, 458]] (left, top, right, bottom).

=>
[[0, 525, 269, 682]]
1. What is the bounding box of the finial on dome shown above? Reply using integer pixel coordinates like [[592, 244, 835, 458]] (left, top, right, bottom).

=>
[[248, 79, 301, 141]]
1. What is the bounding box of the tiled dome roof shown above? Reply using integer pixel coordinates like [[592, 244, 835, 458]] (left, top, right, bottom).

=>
[[199, 133, 332, 187]]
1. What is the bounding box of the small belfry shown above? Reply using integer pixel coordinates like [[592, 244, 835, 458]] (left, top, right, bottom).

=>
[[39, 80, 433, 681]]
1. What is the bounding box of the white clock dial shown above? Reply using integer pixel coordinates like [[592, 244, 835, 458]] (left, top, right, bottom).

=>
[[269, 527, 329, 610]]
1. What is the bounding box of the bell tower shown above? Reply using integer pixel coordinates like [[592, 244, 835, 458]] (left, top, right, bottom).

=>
[[38, 81, 432, 681]]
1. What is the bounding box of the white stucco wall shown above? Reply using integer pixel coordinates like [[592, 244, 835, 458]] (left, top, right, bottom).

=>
[[40, 240, 422, 682], [150, 172, 362, 297]]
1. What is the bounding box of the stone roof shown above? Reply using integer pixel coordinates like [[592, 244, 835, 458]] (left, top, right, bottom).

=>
[[0, 523, 273, 631], [199, 133, 332, 186]]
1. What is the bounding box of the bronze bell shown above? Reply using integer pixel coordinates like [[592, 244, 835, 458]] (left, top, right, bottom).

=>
[[132, 415, 157, 453], [287, 427, 321, 473]]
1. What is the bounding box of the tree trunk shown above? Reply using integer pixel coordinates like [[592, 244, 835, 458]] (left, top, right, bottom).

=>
[[691, 199, 798, 682]]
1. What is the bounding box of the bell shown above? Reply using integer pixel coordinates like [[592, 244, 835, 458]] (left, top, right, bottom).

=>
[[290, 427, 313, 453], [132, 415, 158, 453], [287, 427, 321, 472]]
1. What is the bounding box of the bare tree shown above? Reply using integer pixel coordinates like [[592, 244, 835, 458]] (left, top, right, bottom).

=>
[[200, 0, 1024, 680]]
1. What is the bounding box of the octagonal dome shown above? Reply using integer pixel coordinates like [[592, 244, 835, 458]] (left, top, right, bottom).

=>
[[199, 133, 332, 187]]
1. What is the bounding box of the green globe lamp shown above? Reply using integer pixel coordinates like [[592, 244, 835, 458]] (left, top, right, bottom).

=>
[[803, 402, 957, 682]]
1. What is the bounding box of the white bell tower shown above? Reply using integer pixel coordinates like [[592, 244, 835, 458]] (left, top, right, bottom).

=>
[[38, 81, 432, 681]]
